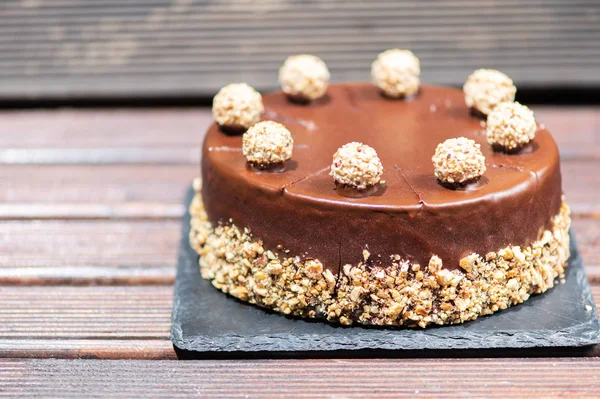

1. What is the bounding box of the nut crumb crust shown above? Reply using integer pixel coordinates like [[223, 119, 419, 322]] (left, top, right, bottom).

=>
[[190, 179, 571, 328]]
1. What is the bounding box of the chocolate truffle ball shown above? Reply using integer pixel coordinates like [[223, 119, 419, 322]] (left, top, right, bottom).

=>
[[371, 49, 420, 98], [432, 137, 486, 186], [212, 83, 264, 131], [330, 142, 383, 190], [486, 102, 537, 151], [278, 54, 330, 102], [463, 69, 516, 116], [242, 121, 293, 168]]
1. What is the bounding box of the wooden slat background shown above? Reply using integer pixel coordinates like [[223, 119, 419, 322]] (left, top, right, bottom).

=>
[[2, 0, 600, 99], [1, 358, 600, 398]]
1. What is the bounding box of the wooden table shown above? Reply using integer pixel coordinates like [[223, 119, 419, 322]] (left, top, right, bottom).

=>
[[0, 107, 598, 398]]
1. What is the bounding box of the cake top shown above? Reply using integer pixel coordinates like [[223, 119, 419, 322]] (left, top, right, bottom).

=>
[[205, 83, 558, 210], [208, 53, 556, 199], [203, 52, 562, 269]]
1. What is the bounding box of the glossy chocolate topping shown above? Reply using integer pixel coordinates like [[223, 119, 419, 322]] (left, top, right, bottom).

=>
[[201, 84, 562, 272]]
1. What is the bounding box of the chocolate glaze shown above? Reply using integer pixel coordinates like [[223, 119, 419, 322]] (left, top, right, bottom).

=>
[[201, 84, 563, 272]]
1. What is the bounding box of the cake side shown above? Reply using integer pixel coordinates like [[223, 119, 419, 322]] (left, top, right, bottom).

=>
[[190, 178, 570, 327]]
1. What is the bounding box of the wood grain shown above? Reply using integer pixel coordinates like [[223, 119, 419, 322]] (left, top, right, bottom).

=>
[[0, 220, 180, 284], [562, 161, 600, 217], [0, 107, 595, 162], [0, 164, 196, 207], [0, 285, 173, 359], [0, 358, 599, 398], [576, 218, 600, 283], [0, 0, 598, 99], [0, 340, 175, 360], [0, 285, 597, 359], [0, 109, 209, 148], [534, 107, 600, 161], [0, 286, 172, 339]]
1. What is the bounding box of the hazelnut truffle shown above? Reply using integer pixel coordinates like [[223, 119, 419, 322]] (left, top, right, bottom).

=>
[[212, 83, 264, 131], [371, 49, 420, 98], [330, 142, 383, 190], [463, 69, 516, 116], [432, 137, 486, 186], [279, 54, 330, 102], [486, 102, 537, 151], [242, 121, 293, 168]]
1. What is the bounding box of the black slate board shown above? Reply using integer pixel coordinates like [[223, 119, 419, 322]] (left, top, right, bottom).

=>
[[171, 188, 599, 358]]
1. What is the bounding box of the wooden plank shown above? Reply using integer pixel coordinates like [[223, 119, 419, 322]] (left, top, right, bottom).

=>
[[0, 0, 598, 98], [562, 161, 600, 218], [534, 107, 600, 161], [2, 1, 597, 19], [576, 218, 600, 283], [0, 165, 196, 203], [0, 213, 596, 286], [0, 358, 599, 399], [0, 108, 209, 149], [0, 220, 180, 285], [0, 164, 195, 220], [0, 285, 597, 359], [0, 202, 184, 220], [0, 340, 175, 360], [0, 107, 595, 162], [0, 286, 176, 359], [0, 148, 200, 164], [0, 286, 172, 339]]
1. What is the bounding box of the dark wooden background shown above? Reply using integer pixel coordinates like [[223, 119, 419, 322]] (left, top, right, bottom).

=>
[[2, 0, 600, 99]]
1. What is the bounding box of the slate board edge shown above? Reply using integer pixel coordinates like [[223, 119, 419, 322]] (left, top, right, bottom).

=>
[[171, 187, 600, 353]]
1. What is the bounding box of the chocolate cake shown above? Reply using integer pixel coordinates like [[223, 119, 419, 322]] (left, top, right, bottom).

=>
[[190, 53, 570, 328]]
